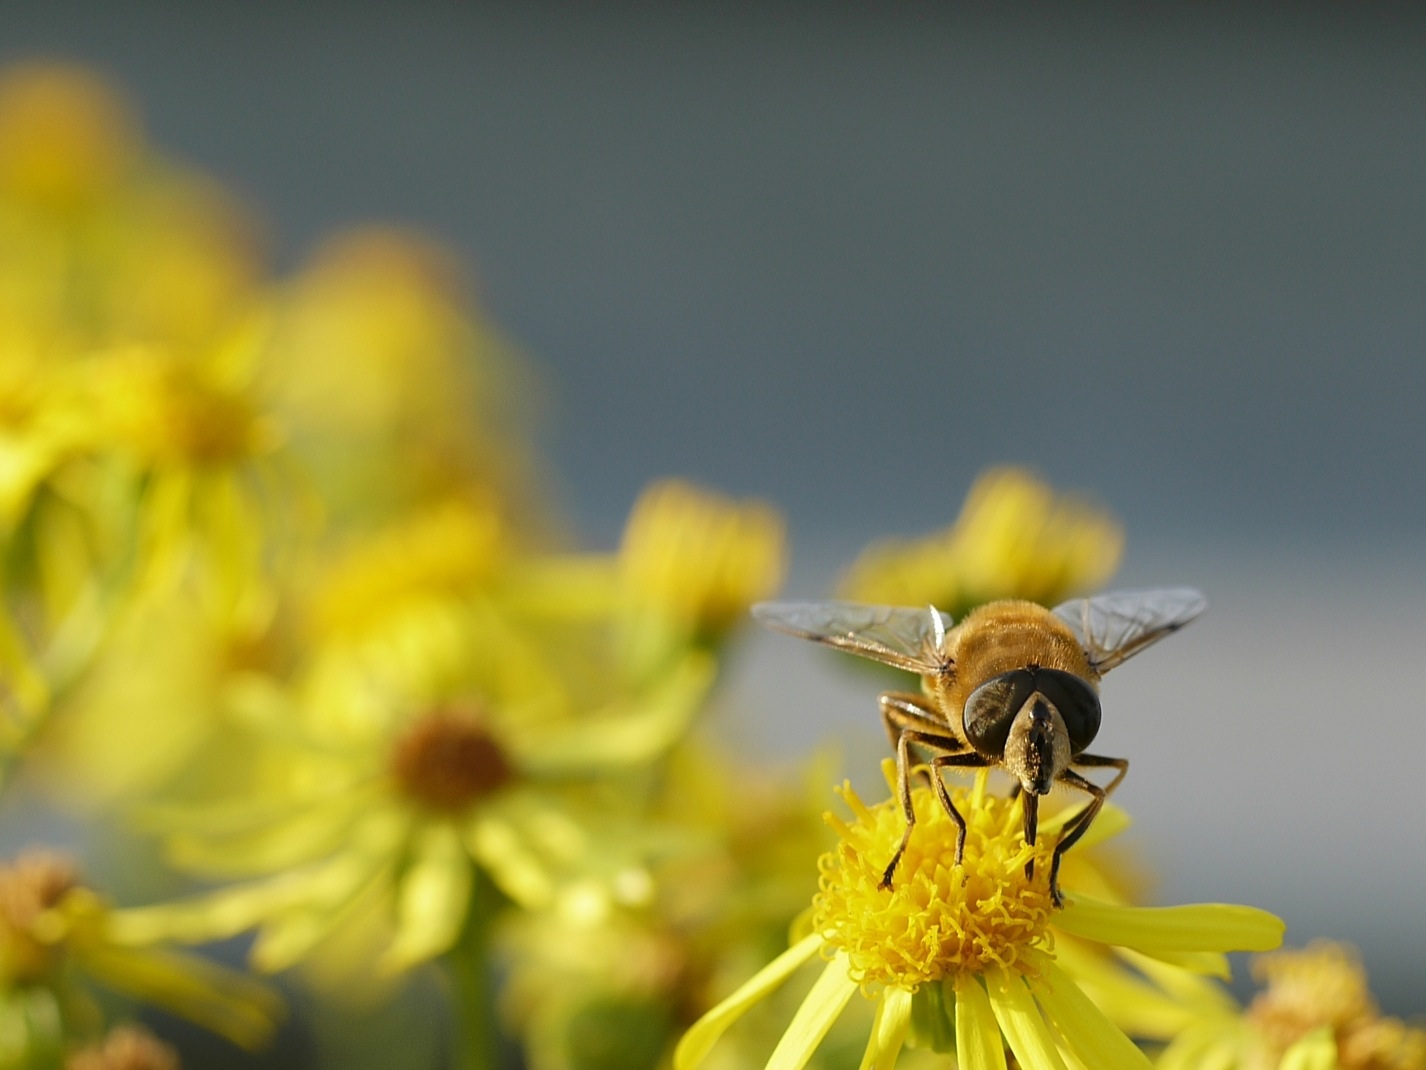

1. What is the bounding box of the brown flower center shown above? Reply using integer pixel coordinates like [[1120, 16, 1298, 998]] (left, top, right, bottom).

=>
[[389, 707, 514, 814]]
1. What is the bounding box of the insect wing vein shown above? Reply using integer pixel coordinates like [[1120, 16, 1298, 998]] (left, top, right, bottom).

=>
[[750, 601, 949, 674], [1051, 588, 1207, 673]]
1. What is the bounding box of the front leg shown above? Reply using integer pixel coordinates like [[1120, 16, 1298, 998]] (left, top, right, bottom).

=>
[[1073, 752, 1128, 796], [879, 691, 952, 748], [1047, 765, 1113, 907], [881, 723, 966, 889], [927, 750, 995, 868]]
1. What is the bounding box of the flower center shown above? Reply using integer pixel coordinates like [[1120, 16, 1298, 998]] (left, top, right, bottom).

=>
[[101, 353, 266, 466], [812, 774, 1053, 989], [389, 707, 514, 814]]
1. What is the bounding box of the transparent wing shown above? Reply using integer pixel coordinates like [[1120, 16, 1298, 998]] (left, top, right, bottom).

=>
[[751, 601, 951, 674], [1052, 587, 1207, 674]]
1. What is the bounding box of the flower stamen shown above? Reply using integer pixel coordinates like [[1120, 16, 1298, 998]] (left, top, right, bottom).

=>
[[812, 773, 1054, 989]]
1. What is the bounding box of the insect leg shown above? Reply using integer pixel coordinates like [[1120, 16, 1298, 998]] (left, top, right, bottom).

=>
[[1072, 752, 1129, 796], [927, 751, 995, 868], [879, 700, 963, 890], [878, 692, 947, 748], [1047, 768, 1107, 908]]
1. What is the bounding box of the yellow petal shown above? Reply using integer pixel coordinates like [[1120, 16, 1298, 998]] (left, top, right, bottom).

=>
[[859, 986, 913, 1070], [163, 798, 367, 877], [466, 812, 555, 910], [110, 876, 315, 946], [1052, 941, 1209, 1040], [501, 556, 622, 618], [76, 943, 281, 1050], [1160, 1029, 1242, 1070], [1023, 951, 1151, 1070], [110, 850, 380, 947], [954, 974, 1008, 1070], [1054, 894, 1284, 954], [673, 934, 821, 1070], [1280, 1026, 1338, 1070], [1114, 947, 1238, 1014], [985, 966, 1068, 1070], [381, 822, 472, 972], [1124, 947, 1232, 978], [250, 859, 393, 974], [767, 952, 858, 1070]]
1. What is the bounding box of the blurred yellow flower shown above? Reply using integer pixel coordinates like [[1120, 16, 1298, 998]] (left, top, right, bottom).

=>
[[500, 742, 834, 1070], [85, 169, 262, 349], [1159, 942, 1426, 1070], [33, 582, 281, 807], [111, 582, 716, 980], [0, 850, 279, 1052], [677, 768, 1283, 1070], [265, 227, 549, 532], [0, 338, 84, 528], [504, 478, 785, 683], [619, 479, 786, 642], [305, 494, 508, 645], [0, 63, 138, 215], [0, 62, 259, 350], [79, 315, 299, 620], [839, 467, 1122, 616], [93, 344, 275, 469]]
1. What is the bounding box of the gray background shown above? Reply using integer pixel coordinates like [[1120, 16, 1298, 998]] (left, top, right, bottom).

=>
[[7, 0, 1424, 1035]]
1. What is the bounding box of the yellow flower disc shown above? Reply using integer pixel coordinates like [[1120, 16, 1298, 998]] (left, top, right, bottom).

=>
[[812, 778, 1053, 990]]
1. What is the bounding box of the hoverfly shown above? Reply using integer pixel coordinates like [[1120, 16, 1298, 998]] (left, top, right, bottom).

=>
[[753, 588, 1206, 906]]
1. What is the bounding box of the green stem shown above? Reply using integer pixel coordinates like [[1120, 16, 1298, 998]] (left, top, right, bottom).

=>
[[445, 873, 502, 1070]]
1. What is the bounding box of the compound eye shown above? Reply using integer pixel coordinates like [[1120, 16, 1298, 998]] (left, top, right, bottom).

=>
[[1036, 670, 1102, 752], [962, 670, 1035, 756]]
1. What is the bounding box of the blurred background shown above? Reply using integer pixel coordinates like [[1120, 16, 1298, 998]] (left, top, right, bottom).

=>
[[5, 0, 1421, 1017]]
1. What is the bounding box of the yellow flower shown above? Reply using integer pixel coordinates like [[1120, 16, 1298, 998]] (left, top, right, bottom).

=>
[[0, 62, 258, 347], [1159, 942, 1426, 1070], [93, 343, 275, 469], [305, 494, 508, 645], [80, 318, 300, 618], [504, 479, 786, 681], [618, 479, 787, 641], [499, 743, 835, 1070], [0, 850, 279, 1051], [33, 581, 282, 807], [0, 63, 138, 215], [676, 770, 1283, 1070], [264, 226, 549, 531], [0, 336, 84, 528], [85, 168, 261, 349], [838, 467, 1122, 616], [109, 590, 716, 981]]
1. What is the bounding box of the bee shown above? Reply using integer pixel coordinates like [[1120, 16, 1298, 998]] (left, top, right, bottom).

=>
[[753, 587, 1206, 905]]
